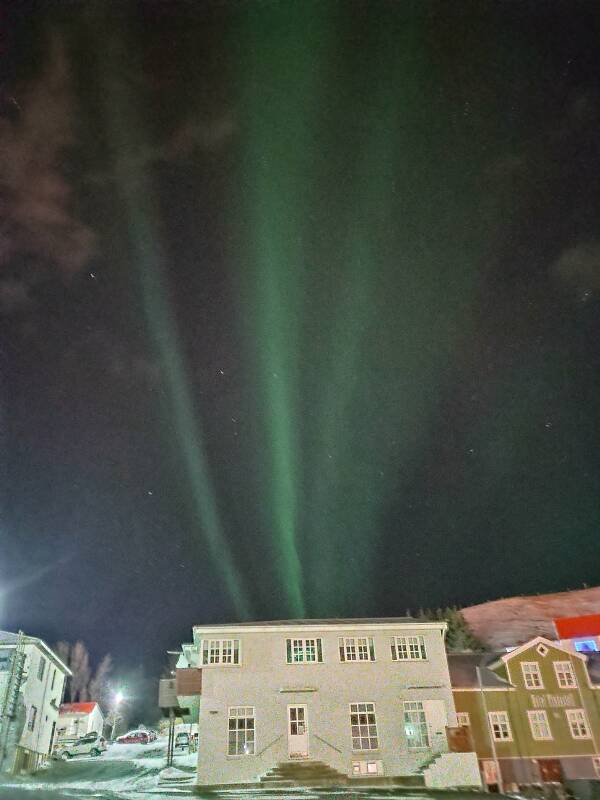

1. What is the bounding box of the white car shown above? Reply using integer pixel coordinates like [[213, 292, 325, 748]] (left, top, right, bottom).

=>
[[54, 732, 107, 760]]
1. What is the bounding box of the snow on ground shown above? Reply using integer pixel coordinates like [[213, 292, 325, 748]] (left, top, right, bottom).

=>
[[0, 737, 495, 800], [0, 735, 197, 799]]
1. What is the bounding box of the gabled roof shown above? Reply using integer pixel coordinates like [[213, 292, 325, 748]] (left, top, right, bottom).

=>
[[0, 629, 71, 675], [59, 702, 99, 716], [448, 653, 513, 689], [490, 636, 587, 669]]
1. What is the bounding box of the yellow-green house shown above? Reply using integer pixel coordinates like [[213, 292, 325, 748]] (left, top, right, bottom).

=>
[[450, 637, 600, 790]]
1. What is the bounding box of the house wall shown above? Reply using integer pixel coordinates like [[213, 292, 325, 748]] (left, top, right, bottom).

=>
[[453, 640, 600, 785], [58, 706, 104, 739], [18, 643, 66, 760], [193, 623, 457, 787]]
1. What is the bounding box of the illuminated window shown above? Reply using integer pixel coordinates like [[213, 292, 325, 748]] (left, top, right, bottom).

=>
[[554, 661, 577, 688], [527, 710, 552, 740], [521, 662, 543, 688], [228, 707, 255, 755], [350, 703, 379, 750], [574, 640, 598, 653], [339, 637, 375, 662], [404, 701, 430, 748], [391, 636, 427, 661], [352, 760, 381, 775], [488, 711, 512, 741], [456, 712, 470, 727], [566, 709, 591, 739], [286, 638, 323, 663], [201, 639, 240, 665]]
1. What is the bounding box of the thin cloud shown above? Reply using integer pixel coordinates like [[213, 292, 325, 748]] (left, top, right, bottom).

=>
[[0, 35, 94, 285]]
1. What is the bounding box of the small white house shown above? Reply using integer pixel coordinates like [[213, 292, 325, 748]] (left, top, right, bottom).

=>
[[0, 630, 71, 773], [57, 702, 104, 740], [178, 618, 481, 789]]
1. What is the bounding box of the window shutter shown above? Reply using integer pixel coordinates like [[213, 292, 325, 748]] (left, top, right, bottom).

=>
[[390, 638, 397, 660], [339, 638, 345, 662], [368, 638, 376, 661]]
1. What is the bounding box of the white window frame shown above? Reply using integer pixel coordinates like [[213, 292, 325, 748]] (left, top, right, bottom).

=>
[[456, 712, 470, 727], [339, 637, 375, 662], [521, 661, 543, 689], [201, 639, 241, 666], [527, 710, 552, 741], [227, 706, 255, 756], [488, 711, 512, 741], [553, 661, 577, 688], [391, 635, 427, 661], [286, 638, 323, 663], [350, 702, 379, 751], [566, 709, 591, 740], [403, 700, 430, 749]]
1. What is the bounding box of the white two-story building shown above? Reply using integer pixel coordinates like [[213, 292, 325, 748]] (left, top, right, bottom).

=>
[[0, 630, 71, 773], [177, 618, 480, 788]]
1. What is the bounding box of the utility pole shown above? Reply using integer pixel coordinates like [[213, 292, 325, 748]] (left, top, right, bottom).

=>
[[476, 665, 504, 794]]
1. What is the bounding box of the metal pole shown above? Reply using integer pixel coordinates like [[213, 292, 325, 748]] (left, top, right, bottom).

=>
[[167, 708, 174, 767], [477, 665, 504, 794]]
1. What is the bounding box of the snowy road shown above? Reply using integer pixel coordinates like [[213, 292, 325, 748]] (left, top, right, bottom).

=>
[[0, 737, 197, 799]]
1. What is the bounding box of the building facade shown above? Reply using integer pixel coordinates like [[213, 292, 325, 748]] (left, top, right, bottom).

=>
[[555, 614, 600, 655], [178, 618, 480, 788], [0, 630, 71, 773], [450, 636, 600, 790], [57, 702, 104, 740]]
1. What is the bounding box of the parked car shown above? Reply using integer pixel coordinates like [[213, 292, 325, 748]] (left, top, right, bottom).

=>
[[174, 732, 189, 750], [116, 730, 150, 744], [53, 733, 107, 760]]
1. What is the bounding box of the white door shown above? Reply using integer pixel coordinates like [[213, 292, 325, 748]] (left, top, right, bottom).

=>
[[287, 705, 309, 759], [423, 699, 448, 751]]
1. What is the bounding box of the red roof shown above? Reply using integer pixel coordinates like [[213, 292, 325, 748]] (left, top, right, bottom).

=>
[[59, 702, 98, 715], [554, 614, 600, 638]]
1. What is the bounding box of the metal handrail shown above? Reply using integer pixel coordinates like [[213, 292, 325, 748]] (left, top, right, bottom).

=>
[[257, 733, 284, 757], [313, 733, 342, 754]]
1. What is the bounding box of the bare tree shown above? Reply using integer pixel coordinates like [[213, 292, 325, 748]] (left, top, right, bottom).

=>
[[69, 641, 92, 702], [89, 654, 113, 707]]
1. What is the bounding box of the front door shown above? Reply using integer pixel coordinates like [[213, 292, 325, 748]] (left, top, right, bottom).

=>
[[538, 759, 563, 783], [287, 705, 309, 759]]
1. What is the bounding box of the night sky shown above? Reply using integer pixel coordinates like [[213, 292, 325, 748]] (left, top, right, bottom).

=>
[[2, 0, 600, 689]]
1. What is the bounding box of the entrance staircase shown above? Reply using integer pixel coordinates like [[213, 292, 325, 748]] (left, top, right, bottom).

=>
[[260, 760, 348, 787]]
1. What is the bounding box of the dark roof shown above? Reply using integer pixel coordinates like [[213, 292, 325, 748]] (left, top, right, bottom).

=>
[[194, 617, 419, 628], [448, 653, 512, 689], [585, 653, 600, 686]]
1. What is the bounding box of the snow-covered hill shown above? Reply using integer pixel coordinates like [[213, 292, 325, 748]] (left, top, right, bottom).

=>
[[462, 586, 600, 649]]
